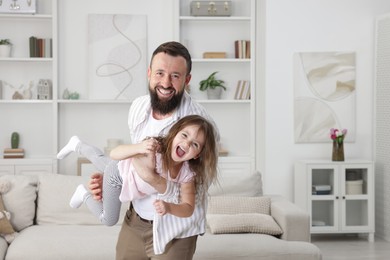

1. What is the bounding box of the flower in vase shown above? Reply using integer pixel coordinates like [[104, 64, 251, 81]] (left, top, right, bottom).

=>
[[330, 128, 347, 143]]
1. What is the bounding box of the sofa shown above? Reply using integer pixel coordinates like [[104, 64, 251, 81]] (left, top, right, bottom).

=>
[[0, 171, 321, 260]]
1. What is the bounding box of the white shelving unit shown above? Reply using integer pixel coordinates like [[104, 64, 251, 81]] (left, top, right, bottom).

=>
[[0, 0, 58, 173], [173, 0, 257, 171], [294, 160, 375, 242]]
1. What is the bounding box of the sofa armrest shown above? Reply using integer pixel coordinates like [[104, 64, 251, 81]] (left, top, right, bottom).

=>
[[267, 195, 310, 242]]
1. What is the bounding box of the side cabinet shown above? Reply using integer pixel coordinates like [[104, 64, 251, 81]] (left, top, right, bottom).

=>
[[294, 160, 375, 242]]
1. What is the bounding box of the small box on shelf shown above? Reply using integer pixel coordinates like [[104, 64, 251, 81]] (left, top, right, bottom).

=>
[[0, 0, 36, 14], [190, 1, 232, 17]]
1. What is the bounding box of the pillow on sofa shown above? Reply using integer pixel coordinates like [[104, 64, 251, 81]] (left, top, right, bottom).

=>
[[36, 173, 102, 225], [208, 170, 263, 197], [206, 196, 282, 235], [0, 175, 38, 231], [207, 213, 283, 235], [36, 173, 127, 225], [207, 196, 270, 215]]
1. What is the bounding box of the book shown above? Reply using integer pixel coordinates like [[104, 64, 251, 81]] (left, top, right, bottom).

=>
[[203, 52, 227, 58], [234, 80, 242, 99], [234, 40, 250, 59], [29, 36, 37, 57], [243, 81, 251, 99], [3, 154, 24, 159], [245, 40, 251, 58], [239, 80, 246, 99], [4, 148, 24, 153]]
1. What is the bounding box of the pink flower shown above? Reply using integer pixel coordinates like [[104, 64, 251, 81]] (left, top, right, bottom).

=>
[[330, 128, 347, 143]]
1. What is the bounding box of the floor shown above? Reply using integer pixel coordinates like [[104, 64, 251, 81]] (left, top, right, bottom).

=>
[[311, 234, 390, 260]]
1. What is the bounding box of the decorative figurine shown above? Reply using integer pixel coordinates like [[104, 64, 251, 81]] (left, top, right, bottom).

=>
[[37, 79, 52, 100]]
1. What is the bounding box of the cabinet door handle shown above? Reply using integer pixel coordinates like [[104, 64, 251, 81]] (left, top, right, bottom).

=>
[[342, 196, 346, 199], [336, 196, 339, 199]]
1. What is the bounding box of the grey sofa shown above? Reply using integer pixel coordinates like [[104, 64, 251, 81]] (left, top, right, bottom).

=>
[[0, 171, 321, 260]]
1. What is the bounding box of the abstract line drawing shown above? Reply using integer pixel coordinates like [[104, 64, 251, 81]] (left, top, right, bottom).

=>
[[293, 52, 356, 143], [88, 14, 147, 100]]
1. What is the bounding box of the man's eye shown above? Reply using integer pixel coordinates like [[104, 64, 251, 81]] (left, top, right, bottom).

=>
[[171, 74, 180, 80]]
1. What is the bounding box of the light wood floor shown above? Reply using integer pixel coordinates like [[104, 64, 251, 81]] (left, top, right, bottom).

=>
[[311, 234, 390, 260]]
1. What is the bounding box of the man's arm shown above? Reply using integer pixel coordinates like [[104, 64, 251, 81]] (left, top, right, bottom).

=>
[[88, 172, 103, 201]]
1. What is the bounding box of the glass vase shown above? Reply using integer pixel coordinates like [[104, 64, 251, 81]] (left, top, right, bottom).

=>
[[332, 140, 344, 161]]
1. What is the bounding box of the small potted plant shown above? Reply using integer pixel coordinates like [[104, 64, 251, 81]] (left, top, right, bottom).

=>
[[199, 71, 227, 99], [0, 39, 12, 58]]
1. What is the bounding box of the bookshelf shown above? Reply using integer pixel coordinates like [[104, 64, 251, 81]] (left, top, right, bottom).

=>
[[173, 0, 257, 171], [0, 0, 58, 173]]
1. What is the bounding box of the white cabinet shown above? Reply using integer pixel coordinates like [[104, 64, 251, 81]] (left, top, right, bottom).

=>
[[294, 160, 375, 242], [173, 0, 256, 170], [0, 0, 58, 172], [0, 159, 53, 176]]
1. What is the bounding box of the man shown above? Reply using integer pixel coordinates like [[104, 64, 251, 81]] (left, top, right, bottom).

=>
[[89, 41, 219, 260]]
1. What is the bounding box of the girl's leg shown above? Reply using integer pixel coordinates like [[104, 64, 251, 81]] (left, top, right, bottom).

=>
[[62, 136, 123, 226], [84, 160, 123, 226], [57, 135, 110, 172]]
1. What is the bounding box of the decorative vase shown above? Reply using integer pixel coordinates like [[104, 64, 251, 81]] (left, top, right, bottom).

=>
[[207, 88, 222, 99], [0, 45, 12, 57], [332, 140, 344, 161]]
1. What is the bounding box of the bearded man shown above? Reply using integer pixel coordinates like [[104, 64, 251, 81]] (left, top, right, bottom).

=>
[[88, 41, 219, 260]]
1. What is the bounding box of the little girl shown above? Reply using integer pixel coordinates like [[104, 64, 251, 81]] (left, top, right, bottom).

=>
[[57, 115, 218, 226]]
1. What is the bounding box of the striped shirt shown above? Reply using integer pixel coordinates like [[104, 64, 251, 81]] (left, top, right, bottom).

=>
[[127, 91, 219, 254]]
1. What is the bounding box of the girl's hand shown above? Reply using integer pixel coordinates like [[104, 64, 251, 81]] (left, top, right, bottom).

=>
[[154, 200, 169, 216], [138, 138, 158, 155]]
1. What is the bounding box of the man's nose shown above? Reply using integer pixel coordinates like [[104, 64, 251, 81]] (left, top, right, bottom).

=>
[[161, 75, 172, 87]]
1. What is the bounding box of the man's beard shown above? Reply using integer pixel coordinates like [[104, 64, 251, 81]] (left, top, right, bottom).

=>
[[149, 86, 184, 115]]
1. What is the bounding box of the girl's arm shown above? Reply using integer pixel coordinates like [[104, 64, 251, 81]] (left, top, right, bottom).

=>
[[110, 138, 157, 160], [153, 181, 196, 218]]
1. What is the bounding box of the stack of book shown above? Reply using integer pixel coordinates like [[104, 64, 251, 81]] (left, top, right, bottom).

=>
[[234, 80, 251, 100], [312, 185, 331, 195], [29, 36, 53, 58], [234, 40, 250, 59], [3, 148, 25, 159]]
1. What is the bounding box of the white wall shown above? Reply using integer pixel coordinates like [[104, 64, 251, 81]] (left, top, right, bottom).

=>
[[58, 0, 175, 96], [262, 0, 390, 199]]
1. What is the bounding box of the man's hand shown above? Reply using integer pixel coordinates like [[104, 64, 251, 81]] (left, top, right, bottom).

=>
[[88, 173, 103, 201]]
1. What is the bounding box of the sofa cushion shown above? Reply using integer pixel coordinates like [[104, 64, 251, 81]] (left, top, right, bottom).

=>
[[208, 170, 262, 197], [207, 213, 283, 235], [194, 232, 322, 260], [36, 173, 127, 225], [5, 225, 121, 260], [207, 196, 270, 215], [0, 175, 38, 232]]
